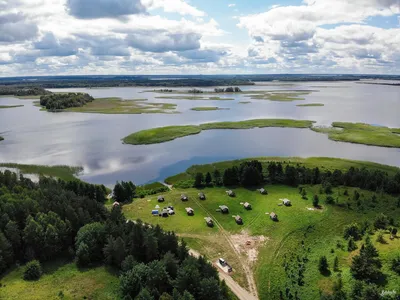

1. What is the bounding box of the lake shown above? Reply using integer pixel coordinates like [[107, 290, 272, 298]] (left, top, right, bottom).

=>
[[0, 81, 399, 186]]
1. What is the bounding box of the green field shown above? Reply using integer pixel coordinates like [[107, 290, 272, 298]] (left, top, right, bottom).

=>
[[165, 156, 400, 184], [122, 119, 315, 145], [297, 103, 324, 107], [0, 163, 82, 181], [312, 122, 400, 148], [0, 105, 24, 109], [64, 97, 177, 114], [0, 260, 119, 299], [123, 158, 400, 299], [190, 106, 229, 111]]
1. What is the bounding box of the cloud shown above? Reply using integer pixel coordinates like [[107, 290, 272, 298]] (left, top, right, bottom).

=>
[[126, 30, 201, 52], [0, 12, 38, 43], [33, 32, 78, 56], [179, 48, 228, 63], [144, 0, 206, 17], [228, 4, 236, 7], [66, 0, 146, 19]]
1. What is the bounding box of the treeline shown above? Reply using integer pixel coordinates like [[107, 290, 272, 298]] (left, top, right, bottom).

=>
[[214, 87, 242, 93], [0, 170, 231, 299], [39, 93, 94, 111], [0, 170, 108, 271], [0, 86, 50, 96], [192, 160, 400, 196]]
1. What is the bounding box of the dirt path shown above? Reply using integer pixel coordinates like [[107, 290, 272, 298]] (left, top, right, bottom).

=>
[[191, 197, 259, 299], [189, 249, 258, 300]]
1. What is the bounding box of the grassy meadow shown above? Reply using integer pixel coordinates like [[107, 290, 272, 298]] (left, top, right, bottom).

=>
[[123, 180, 400, 299], [0, 260, 119, 299], [312, 122, 400, 148], [0, 163, 82, 181], [122, 119, 315, 145]]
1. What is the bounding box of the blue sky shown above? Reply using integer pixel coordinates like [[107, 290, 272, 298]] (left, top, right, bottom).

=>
[[0, 0, 399, 76]]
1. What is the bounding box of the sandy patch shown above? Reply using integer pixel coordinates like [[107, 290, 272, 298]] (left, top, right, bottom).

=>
[[230, 230, 269, 264]]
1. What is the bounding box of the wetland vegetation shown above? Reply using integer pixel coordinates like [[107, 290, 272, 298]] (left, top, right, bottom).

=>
[[122, 119, 315, 145], [297, 103, 324, 107], [0, 105, 24, 109]]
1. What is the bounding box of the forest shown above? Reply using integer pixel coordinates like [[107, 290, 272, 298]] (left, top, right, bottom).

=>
[[0, 86, 50, 96], [0, 171, 231, 299], [39, 93, 94, 111]]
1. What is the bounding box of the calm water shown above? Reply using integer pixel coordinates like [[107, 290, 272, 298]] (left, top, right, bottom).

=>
[[0, 81, 399, 186]]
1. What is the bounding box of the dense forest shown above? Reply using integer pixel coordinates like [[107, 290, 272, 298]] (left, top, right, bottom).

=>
[[39, 93, 94, 111], [0, 171, 231, 299], [190, 160, 400, 196], [0, 86, 50, 96]]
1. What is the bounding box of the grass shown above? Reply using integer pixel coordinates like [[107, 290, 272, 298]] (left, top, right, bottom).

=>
[[312, 122, 400, 148], [190, 107, 229, 111], [0, 260, 119, 299], [165, 156, 400, 184], [0, 163, 82, 181], [122, 119, 315, 145], [63, 97, 177, 114], [0, 105, 24, 109], [239, 101, 251, 104], [122, 179, 400, 299], [297, 103, 324, 107]]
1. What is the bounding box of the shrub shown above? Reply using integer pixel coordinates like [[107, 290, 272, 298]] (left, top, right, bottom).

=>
[[326, 196, 335, 204], [347, 237, 357, 252], [376, 231, 385, 244], [344, 223, 361, 240], [23, 260, 42, 281]]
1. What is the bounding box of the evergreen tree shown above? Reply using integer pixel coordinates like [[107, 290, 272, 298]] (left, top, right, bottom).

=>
[[194, 173, 204, 188], [351, 237, 382, 281], [348, 237, 357, 251], [313, 195, 319, 207], [205, 172, 212, 186], [333, 256, 339, 271], [318, 256, 329, 274]]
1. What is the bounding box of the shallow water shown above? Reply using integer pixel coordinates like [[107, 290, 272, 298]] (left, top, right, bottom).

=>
[[0, 81, 399, 186]]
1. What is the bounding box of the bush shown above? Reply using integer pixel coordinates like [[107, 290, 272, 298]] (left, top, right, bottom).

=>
[[344, 223, 361, 240], [326, 196, 335, 204], [376, 231, 385, 244], [23, 260, 42, 281]]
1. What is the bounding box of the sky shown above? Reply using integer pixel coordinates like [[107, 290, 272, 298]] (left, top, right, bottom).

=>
[[0, 0, 399, 76]]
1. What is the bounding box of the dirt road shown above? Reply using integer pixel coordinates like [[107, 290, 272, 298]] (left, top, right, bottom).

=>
[[189, 249, 258, 300], [190, 197, 259, 299]]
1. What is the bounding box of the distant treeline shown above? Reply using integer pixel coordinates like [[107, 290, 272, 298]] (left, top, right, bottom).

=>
[[214, 87, 242, 93], [191, 160, 400, 196], [0, 170, 232, 299], [0, 86, 50, 96], [40, 93, 94, 111], [1, 75, 400, 88]]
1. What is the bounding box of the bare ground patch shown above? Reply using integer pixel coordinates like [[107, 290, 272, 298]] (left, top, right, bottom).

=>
[[231, 230, 269, 265]]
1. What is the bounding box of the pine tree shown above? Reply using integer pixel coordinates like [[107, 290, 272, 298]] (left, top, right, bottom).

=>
[[205, 172, 212, 186], [333, 256, 339, 271]]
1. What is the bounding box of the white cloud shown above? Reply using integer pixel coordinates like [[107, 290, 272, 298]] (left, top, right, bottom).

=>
[[143, 0, 206, 17], [228, 4, 236, 7]]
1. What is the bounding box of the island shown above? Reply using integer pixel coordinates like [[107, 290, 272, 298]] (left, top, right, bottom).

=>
[[297, 103, 324, 107], [38, 93, 178, 114], [190, 107, 229, 111], [122, 119, 315, 145], [0, 105, 24, 109]]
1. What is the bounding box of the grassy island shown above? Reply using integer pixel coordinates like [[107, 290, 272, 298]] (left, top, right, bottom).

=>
[[297, 103, 324, 107], [190, 107, 229, 111], [66, 97, 177, 114], [123, 119, 315, 145], [0, 136, 4, 141], [0, 104, 24, 109], [312, 122, 400, 148]]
